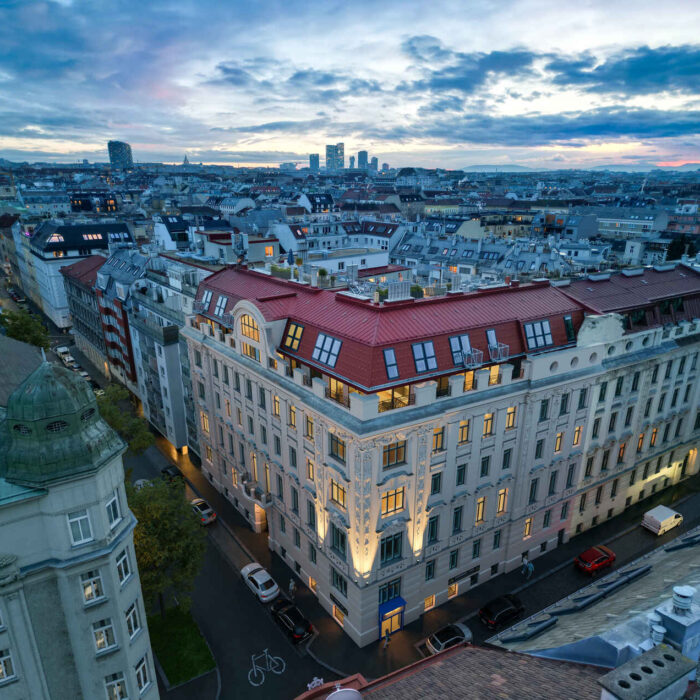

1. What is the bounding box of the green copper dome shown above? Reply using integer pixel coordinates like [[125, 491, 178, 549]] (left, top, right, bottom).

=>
[[0, 362, 125, 487]]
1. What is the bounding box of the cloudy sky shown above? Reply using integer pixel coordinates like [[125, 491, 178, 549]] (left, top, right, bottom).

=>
[[1, 0, 700, 169]]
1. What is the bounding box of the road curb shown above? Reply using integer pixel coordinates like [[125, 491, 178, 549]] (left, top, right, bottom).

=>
[[305, 640, 350, 681]]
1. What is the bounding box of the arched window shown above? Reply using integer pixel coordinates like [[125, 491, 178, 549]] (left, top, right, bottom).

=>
[[240, 314, 260, 342]]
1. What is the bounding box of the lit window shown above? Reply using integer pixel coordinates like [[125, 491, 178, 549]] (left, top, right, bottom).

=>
[[264, 245, 274, 257], [432, 427, 445, 452], [104, 672, 126, 700], [81, 570, 104, 603], [240, 314, 260, 342], [523, 517, 533, 538], [241, 342, 260, 362], [283, 322, 304, 351], [573, 425, 582, 446], [412, 341, 437, 373], [306, 458, 314, 481], [554, 432, 563, 452], [383, 348, 399, 379], [458, 420, 470, 444], [483, 413, 494, 437], [505, 406, 516, 429], [383, 441, 406, 468], [330, 480, 346, 508], [312, 333, 342, 367], [288, 404, 296, 427], [135, 656, 150, 693], [330, 434, 346, 463], [273, 395, 280, 417], [93, 618, 117, 653], [475, 496, 486, 524], [523, 320, 553, 349], [637, 432, 645, 452], [200, 412, 210, 435], [497, 488, 508, 514], [305, 414, 314, 439], [650, 428, 658, 446], [424, 594, 436, 611]]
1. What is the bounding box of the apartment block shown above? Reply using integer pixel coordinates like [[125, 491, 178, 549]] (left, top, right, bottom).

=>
[[181, 265, 700, 647]]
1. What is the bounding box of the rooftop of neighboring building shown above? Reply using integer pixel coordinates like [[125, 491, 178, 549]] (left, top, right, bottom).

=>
[[0, 336, 42, 407], [357, 264, 410, 278], [30, 219, 132, 252], [60, 254, 107, 286]]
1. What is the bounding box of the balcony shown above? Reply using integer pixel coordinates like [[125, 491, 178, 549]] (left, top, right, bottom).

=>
[[488, 343, 509, 362], [378, 392, 416, 413], [462, 348, 484, 368], [193, 300, 207, 313], [131, 314, 179, 345], [325, 387, 351, 407]]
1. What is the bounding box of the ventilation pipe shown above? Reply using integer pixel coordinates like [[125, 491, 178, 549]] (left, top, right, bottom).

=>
[[650, 624, 666, 645], [672, 585, 695, 615]]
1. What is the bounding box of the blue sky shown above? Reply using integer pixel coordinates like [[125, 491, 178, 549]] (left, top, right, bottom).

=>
[[1, 0, 699, 168]]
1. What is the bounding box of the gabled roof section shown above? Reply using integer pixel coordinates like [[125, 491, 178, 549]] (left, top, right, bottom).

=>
[[60, 254, 106, 286]]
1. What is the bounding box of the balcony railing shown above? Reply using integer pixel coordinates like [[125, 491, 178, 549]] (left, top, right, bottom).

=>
[[488, 343, 509, 362], [378, 393, 416, 413], [325, 388, 351, 407], [193, 300, 207, 313], [462, 348, 484, 368]]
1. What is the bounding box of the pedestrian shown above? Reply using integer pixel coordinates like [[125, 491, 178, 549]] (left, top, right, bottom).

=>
[[521, 555, 529, 577], [526, 561, 535, 580], [288, 577, 297, 600], [383, 629, 391, 649]]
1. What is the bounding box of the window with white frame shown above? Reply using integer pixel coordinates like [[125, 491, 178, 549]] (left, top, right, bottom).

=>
[[213, 294, 228, 316], [312, 333, 342, 367], [449, 334, 471, 364], [412, 341, 437, 372], [93, 618, 117, 653], [200, 289, 212, 310], [125, 602, 141, 639], [106, 490, 121, 529], [116, 549, 131, 585], [0, 649, 15, 682], [135, 656, 150, 693], [104, 672, 127, 700], [383, 348, 399, 379], [67, 509, 93, 545], [81, 570, 105, 603], [523, 320, 553, 349]]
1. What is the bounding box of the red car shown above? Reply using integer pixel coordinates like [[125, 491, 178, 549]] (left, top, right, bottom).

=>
[[575, 545, 616, 574]]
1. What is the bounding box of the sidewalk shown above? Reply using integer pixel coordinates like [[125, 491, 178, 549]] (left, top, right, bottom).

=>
[[149, 436, 700, 680]]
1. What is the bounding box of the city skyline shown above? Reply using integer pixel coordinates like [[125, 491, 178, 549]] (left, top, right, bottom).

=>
[[1, 0, 700, 169]]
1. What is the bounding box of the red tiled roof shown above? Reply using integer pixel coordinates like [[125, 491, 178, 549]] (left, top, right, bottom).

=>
[[59, 255, 105, 286], [196, 269, 585, 390], [560, 265, 700, 313]]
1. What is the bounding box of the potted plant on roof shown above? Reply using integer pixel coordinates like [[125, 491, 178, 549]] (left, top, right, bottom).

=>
[[318, 268, 328, 287]]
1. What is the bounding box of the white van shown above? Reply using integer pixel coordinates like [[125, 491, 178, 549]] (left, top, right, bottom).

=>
[[641, 505, 683, 536], [55, 346, 70, 359]]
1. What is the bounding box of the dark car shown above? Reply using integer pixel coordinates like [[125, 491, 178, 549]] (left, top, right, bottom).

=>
[[161, 464, 184, 481], [575, 545, 616, 574], [271, 600, 313, 643], [478, 594, 524, 629]]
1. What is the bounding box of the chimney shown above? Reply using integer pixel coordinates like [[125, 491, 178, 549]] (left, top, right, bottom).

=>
[[373, 290, 380, 304], [650, 624, 666, 645], [311, 267, 318, 287], [672, 585, 695, 615]]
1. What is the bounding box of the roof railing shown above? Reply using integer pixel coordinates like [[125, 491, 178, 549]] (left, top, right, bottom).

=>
[[489, 343, 509, 362], [462, 348, 484, 368]]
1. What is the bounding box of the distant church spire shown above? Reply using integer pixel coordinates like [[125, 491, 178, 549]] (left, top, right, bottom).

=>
[[183, 153, 189, 165]]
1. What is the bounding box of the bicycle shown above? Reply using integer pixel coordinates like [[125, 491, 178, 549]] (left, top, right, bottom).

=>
[[247, 648, 286, 686]]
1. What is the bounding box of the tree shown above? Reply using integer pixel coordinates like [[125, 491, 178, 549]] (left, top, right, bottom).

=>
[[667, 235, 697, 261], [97, 383, 154, 454], [126, 479, 207, 617], [0, 308, 50, 349], [410, 284, 424, 299]]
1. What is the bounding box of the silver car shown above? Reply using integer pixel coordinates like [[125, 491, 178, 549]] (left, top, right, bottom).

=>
[[425, 622, 473, 655]]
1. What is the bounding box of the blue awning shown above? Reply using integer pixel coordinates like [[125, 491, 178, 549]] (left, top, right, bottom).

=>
[[378, 596, 407, 619]]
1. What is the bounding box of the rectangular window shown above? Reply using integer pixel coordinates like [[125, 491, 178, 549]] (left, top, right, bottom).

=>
[[68, 509, 92, 545], [106, 490, 121, 529], [452, 505, 463, 533], [104, 672, 127, 700], [283, 322, 304, 350], [194, 349, 202, 368], [331, 568, 347, 597], [431, 472, 442, 495], [274, 435, 281, 455], [277, 474, 284, 500], [306, 458, 314, 481], [432, 427, 445, 452], [615, 376, 624, 397], [480, 455, 490, 477], [585, 456, 594, 477], [449, 334, 471, 364], [560, 393, 569, 416], [539, 399, 549, 422], [528, 478, 539, 504], [483, 413, 494, 437], [427, 515, 439, 543], [273, 395, 280, 417], [665, 361, 673, 379], [535, 439, 544, 459], [213, 294, 228, 316], [330, 434, 346, 463], [309, 544, 317, 565], [280, 514, 285, 532], [126, 602, 141, 639], [330, 480, 346, 508], [609, 412, 617, 432], [554, 432, 563, 453], [573, 425, 582, 446], [200, 411, 210, 435], [475, 496, 486, 524], [412, 341, 438, 372], [449, 549, 459, 569], [116, 548, 131, 584], [599, 382, 607, 402], [548, 471, 558, 496], [472, 539, 481, 559], [381, 487, 405, 516], [543, 509, 551, 528], [595, 486, 603, 505], [611, 479, 618, 499], [383, 441, 406, 468], [331, 524, 347, 559], [135, 656, 150, 693], [497, 488, 508, 514], [425, 559, 435, 581], [650, 428, 658, 446], [505, 406, 517, 429], [81, 570, 104, 603], [93, 618, 117, 652], [291, 486, 299, 514], [378, 578, 402, 604], [289, 446, 297, 469], [200, 289, 213, 310], [578, 388, 587, 410], [592, 417, 600, 439], [617, 443, 626, 463], [523, 517, 533, 538], [601, 449, 610, 471], [241, 342, 260, 362], [312, 333, 342, 367], [564, 314, 575, 341], [307, 500, 316, 528], [380, 532, 402, 564], [579, 493, 587, 512], [566, 465, 575, 488], [458, 419, 470, 444], [303, 415, 314, 440], [456, 463, 466, 486], [383, 348, 399, 379], [288, 404, 296, 428], [523, 319, 553, 349], [625, 406, 634, 427], [502, 448, 512, 470], [493, 529, 501, 549], [561, 501, 569, 520]]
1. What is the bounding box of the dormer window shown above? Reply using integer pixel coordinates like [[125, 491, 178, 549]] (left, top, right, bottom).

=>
[[200, 289, 212, 311], [312, 333, 342, 368], [449, 335, 471, 365], [412, 341, 437, 373], [213, 295, 228, 316], [383, 348, 399, 379], [283, 323, 304, 351], [524, 320, 553, 349]]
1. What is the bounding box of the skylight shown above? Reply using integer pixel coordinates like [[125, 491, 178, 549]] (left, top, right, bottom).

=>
[[312, 333, 342, 367]]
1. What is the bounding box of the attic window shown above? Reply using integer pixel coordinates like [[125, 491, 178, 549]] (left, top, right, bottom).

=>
[[46, 420, 68, 433], [524, 320, 553, 349], [412, 341, 437, 373], [383, 348, 399, 379], [213, 295, 228, 316], [283, 323, 304, 351], [449, 334, 471, 365], [81, 408, 95, 422], [200, 289, 212, 310], [13, 424, 31, 435], [312, 333, 342, 368]]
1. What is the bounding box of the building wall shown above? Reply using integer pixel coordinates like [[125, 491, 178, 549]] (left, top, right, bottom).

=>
[[182, 308, 700, 647], [32, 255, 75, 327]]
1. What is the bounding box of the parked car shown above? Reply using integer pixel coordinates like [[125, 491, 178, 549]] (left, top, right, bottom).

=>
[[78, 371, 90, 380], [575, 545, 616, 574], [241, 563, 280, 603], [641, 505, 683, 536], [191, 498, 217, 525], [478, 594, 524, 629], [425, 622, 473, 655], [55, 345, 71, 359], [160, 464, 184, 481], [15, 295, 26, 304], [271, 600, 313, 643], [61, 354, 75, 367]]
